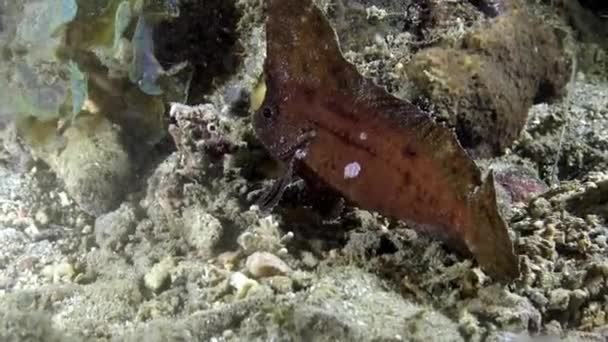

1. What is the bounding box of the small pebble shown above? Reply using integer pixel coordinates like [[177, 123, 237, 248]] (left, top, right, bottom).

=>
[[217, 250, 240, 270], [229, 272, 259, 298], [81, 225, 93, 235], [291, 270, 315, 289], [530, 198, 551, 218], [532, 220, 544, 230], [34, 209, 49, 226], [58, 192, 71, 207], [246, 252, 291, 278], [544, 320, 562, 336], [264, 275, 293, 294], [144, 257, 174, 293], [183, 207, 223, 258], [42, 261, 75, 283], [24, 224, 40, 239], [548, 289, 571, 311]]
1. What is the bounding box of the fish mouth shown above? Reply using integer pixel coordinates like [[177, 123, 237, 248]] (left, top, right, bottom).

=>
[[275, 130, 317, 161]]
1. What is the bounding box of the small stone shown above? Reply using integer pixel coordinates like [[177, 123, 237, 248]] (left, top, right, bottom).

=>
[[42, 261, 75, 283], [569, 289, 588, 312], [24, 224, 40, 238], [94, 203, 138, 251], [217, 250, 241, 270], [588, 262, 608, 277], [183, 206, 223, 259], [75, 214, 88, 229], [144, 257, 174, 293], [39, 116, 132, 215], [548, 289, 571, 311], [525, 289, 548, 308], [544, 320, 562, 336], [34, 209, 49, 226], [246, 252, 291, 278], [458, 311, 480, 338], [531, 220, 544, 230], [264, 275, 293, 294], [594, 235, 607, 248], [291, 270, 315, 289], [530, 198, 551, 218], [81, 225, 93, 235], [0, 275, 11, 290], [229, 272, 259, 299], [58, 192, 71, 207], [462, 268, 488, 296]]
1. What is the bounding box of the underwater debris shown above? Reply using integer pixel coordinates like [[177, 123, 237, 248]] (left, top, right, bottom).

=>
[[254, 0, 519, 280]]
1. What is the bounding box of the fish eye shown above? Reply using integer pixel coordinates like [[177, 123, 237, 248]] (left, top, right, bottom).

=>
[[262, 106, 274, 119]]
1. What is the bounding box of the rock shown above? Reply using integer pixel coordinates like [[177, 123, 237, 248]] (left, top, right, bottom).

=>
[[464, 285, 541, 332], [290, 267, 463, 341], [246, 252, 291, 278], [144, 257, 175, 293], [490, 161, 548, 205], [41, 261, 75, 283], [34, 209, 49, 226], [569, 289, 589, 312], [0, 310, 77, 342], [23, 116, 132, 216], [182, 205, 223, 258], [530, 198, 552, 218], [544, 320, 563, 336], [263, 276, 293, 294], [407, 10, 568, 157], [548, 289, 571, 311], [94, 203, 138, 251], [515, 84, 608, 180], [59, 117, 132, 216], [229, 272, 260, 299], [217, 251, 241, 270], [291, 270, 315, 289]]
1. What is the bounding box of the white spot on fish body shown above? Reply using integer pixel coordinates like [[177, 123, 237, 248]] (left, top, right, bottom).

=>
[[344, 162, 361, 179], [359, 132, 368, 141], [295, 149, 308, 160]]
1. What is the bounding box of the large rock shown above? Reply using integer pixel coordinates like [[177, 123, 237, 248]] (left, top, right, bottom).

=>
[[24, 115, 132, 216]]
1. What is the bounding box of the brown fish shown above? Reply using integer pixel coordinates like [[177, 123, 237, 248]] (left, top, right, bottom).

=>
[[253, 0, 519, 281]]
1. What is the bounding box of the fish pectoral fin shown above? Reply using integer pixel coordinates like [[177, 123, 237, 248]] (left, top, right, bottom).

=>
[[256, 157, 297, 211]]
